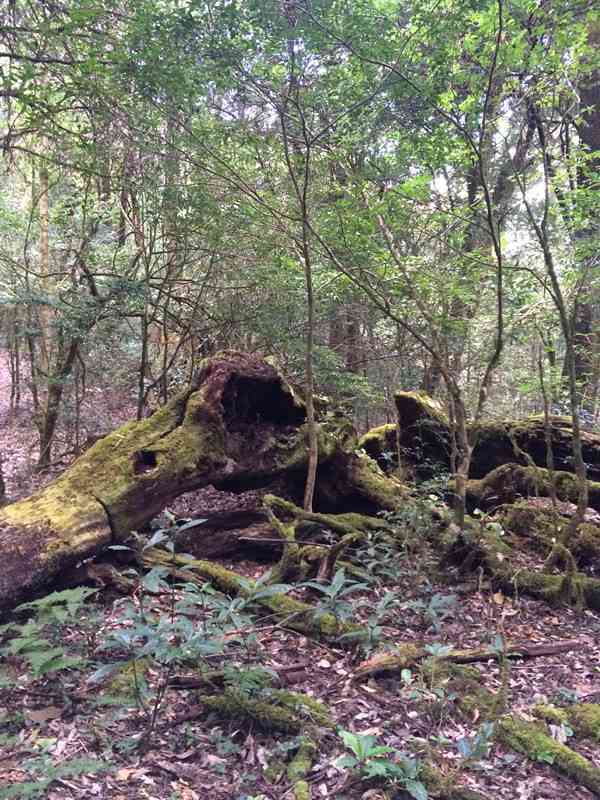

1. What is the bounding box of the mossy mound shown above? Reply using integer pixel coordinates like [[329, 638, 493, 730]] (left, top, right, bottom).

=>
[[200, 687, 333, 733], [465, 464, 600, 512], [497, 502, 600, 569], [534, 703, 600, 742], [470, 416, 600, 481]]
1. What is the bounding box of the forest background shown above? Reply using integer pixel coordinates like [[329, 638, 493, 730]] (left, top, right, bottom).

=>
[[0, 0, 598, 488], [2, 3, 600, 800]]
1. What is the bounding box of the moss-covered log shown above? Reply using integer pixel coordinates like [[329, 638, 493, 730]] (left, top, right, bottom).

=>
[[353, 639, 579, 679], [361, 392, 600, 482], [497, 716, 600, 796], [450, 668, 600, 797], [534, 703, 600, 742], [465, 463, 600, 512], [0, 352, 405, 613], [200, 687, 333, 733]]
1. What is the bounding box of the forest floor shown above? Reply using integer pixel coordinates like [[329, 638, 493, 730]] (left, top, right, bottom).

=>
[[1, 536, 599, 800], [1, 354, 600, 800]]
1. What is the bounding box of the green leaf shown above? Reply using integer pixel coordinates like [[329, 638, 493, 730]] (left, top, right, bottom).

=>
[[405, 779, 429, 800]]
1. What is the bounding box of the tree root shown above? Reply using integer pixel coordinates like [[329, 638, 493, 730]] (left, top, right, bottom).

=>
[[263, 494, 391, 583]]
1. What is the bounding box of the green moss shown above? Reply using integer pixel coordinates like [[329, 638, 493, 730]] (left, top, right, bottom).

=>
[[533, 704, 568, 726], [572, 524, 600, 565], [201, 688, 304, 732], [107, 658, 151, 698], [445, 513, 600, 611], [569, 704, 600, 741], [271, 691, 333, 728], [264, 759, 286, 783], [537, 703, 600, 742], [395, 391, 449, 426], [451, 672, 499, 719], [200, 689, 332, 735], [292, 780, 310, 800], [350, 452, 405, 509], [359, 423, 396, 449], [420, 764, 490, 800], [500, 501, 565, 541], [497, 715, 600, 794], [287, 736, 317, 782], [353, 644, 422, 678], [358, 424, 398, 470]]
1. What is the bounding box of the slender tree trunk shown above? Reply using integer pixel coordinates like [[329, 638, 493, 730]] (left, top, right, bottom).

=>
[[38, 163, 51, 378], [37, 339, 80, 469], [302, 219, 318, 512]]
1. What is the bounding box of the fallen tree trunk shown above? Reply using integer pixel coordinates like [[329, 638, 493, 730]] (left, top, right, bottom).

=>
[[0, 352, 404, 613], [361, 392, 600, 481]]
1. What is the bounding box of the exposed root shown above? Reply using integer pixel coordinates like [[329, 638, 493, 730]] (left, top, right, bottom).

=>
[[445, 523, 600, 610], [263, 494, 391, 583]]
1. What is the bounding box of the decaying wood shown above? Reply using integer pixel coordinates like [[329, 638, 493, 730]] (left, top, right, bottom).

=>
[[0, 352, 404, 613]]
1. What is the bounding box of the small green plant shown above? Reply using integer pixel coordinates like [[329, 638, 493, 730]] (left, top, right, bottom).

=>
[[96, 533, 293, 747], [222, 664, 278, 696], [456, 721, 495, 764], [0, 587, 97, 679], [354, 532, 407, 583], [336, 730, 428, 799], [552, 687, 580, 705], [303, 568, 368, 622], [340, 589, 399, 651], [0, 754, 107, 799], [209, 727, 243, 757], [403, 591, 458, 633]]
